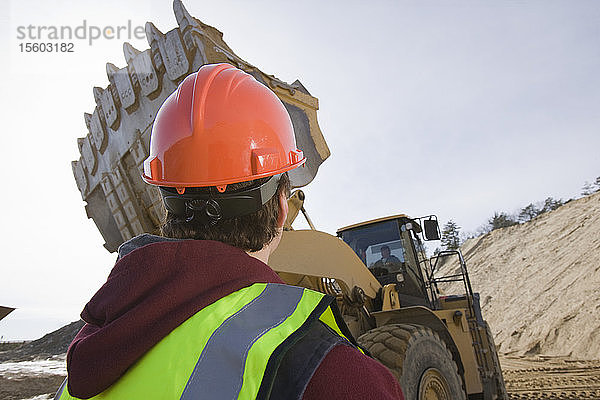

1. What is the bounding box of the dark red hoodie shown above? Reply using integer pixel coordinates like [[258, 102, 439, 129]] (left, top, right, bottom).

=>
[[67, 234, 403, 399]]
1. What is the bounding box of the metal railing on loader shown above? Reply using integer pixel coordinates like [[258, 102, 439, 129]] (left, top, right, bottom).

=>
[[427, 250, 507, 400]]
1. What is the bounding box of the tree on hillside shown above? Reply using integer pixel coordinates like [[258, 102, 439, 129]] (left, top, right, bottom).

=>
[[474, 223, 492, 237], [518, 203, 540, 223], [594, 177, 600, 192], [441, 220, 461, 250], [582, 181, 594, 196], [488, 212, 517, 231], [541, 197, 563, 213]]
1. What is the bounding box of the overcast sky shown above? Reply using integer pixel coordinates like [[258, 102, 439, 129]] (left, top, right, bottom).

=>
[[0, 0, 598, 340]]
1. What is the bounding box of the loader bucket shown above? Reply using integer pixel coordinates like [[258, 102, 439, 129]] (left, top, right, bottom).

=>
[[71, 0, 329, 251]]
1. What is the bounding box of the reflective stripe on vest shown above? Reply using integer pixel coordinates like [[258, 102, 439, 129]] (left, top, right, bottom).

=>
[[56, 283, 352, 400]]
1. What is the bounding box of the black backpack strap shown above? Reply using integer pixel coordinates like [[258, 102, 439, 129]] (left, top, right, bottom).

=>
[[269, 321, 354, 400]]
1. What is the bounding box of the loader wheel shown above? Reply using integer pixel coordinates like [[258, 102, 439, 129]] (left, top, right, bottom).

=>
[[358, 324, 466, 400], [482, 320, 508, 399]]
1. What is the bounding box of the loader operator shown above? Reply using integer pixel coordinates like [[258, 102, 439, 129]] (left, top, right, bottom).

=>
[[373, 245, 402, 274], [55, 64, 404, 400]]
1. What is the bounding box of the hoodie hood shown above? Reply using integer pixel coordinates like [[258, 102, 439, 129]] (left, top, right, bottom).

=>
[[67, 235, 283, 398]]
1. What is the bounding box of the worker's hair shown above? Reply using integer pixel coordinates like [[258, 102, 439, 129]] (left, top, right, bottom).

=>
[[160, 173, 290, 252]]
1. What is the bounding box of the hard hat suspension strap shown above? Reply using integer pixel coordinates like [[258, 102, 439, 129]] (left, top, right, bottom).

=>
[[185, 199, 223, 225], [160, 174, 282, 223]]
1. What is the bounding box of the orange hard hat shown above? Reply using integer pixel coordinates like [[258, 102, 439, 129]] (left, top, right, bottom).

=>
[[142, 63, 305, 191]]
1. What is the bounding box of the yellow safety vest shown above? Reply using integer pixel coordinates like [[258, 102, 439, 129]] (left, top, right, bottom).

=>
[[56, 283, 356, 400]]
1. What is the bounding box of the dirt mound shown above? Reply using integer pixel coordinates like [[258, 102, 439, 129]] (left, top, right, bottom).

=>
[[437, 191, 600, 359], [0, 320, 83, 362]]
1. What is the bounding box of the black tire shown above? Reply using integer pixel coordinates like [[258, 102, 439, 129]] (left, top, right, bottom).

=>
[[482, 321, 508, 400], [358, 324, 466, 400]]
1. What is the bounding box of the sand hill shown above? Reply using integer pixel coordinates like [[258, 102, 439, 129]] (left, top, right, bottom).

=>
[[437, 191, 600, 359]]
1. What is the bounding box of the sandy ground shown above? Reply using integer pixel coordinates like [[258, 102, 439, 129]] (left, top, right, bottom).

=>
[[436, 191, 600, 360], [500, 355, 600, 400]]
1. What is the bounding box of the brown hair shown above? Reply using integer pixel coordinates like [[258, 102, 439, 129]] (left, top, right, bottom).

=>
[[160, 173, 290, 252]]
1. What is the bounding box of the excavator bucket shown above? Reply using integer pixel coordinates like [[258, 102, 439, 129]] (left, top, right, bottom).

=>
[[71, 0, 330, 252]]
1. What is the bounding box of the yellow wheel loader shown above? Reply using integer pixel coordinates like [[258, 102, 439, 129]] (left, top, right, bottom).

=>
[[272, 207, 507, 400], [71, 2, 506, 399]]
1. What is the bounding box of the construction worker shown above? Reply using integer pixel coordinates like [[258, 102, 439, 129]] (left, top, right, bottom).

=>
[[373, 245, 403, 274], [55, 63, 404, 400]]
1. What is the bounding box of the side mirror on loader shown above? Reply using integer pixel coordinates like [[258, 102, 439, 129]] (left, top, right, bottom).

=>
[[423, 218, 441, 241]]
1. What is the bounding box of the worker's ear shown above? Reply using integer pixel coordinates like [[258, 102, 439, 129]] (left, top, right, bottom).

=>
[[276, 190, 288, 229]]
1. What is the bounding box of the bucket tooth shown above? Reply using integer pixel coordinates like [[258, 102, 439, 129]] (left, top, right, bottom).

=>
[[72, 159, 88, 197], [131, 50, 160, 97], [78, 135, 98, 175], [174, 0, 200, 59], [173, 0, 197, 31], [145, 22, 164, 47], [106, 62, 119, 79], [123, 42, 141, 64], [85, 108, 108, 154], [93, 86, 120, 132], [92, 87, 104, 108], [162, 30, 190, 81], [145, 22, 166, 74], [84, 113, 93, 131], [145, 21, 189, 81], [107, 62, 137, 111]]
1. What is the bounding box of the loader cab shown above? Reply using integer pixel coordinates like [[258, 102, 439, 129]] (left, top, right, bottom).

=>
[[337, 215, 431, 306]]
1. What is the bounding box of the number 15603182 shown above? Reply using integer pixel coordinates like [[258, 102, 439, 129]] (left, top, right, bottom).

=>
[[19, 42, 74, 52]]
